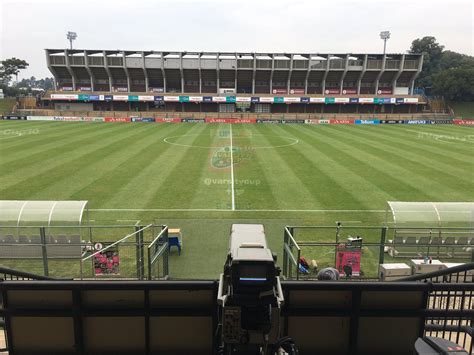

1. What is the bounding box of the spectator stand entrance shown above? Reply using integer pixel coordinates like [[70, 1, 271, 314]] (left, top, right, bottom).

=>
[[0, 201, 170, 280]]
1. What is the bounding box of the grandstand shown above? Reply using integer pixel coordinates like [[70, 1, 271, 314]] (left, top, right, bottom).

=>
[[35, 49, 432, 117]]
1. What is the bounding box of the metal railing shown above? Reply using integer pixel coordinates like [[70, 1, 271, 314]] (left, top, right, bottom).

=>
[[0, 266, 64, 281], [147, 226, 169, 280], [283, 225, 474, 280], [0, 223, 165, 280]]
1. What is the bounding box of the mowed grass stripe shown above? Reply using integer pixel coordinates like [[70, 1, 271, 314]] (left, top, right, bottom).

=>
[[298, 125, 461, 201], [0, 124, 153, 197], [230, 124, 280, 210], [0, 122, 132, 174], [232, 126, 320, 209], [147, 124, 230, 209], [0, 122, 108, 158], [248, 124, 326, 210], [360, 125, 473, 163], [270, 124, 398, 207], [326, 125, 474, 187], [267, 124, 392, 210], [37, 123, 183, 202], [102, 124, 209, 208], [184, 124, 235, 210], [338, 125, 474, 176], [372, 125, 474, 159], [291, 124, 432, 204]]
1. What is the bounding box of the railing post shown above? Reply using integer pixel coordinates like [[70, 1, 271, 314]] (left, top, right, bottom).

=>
[[379, 227, 387, 265], [283, 227, 289, 278], [136, 226, 144, 280], [40, 227, 49, 276], [163, 227, 169, 278]]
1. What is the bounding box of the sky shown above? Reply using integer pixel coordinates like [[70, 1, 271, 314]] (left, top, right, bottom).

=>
[[0, 0, 473, 80]]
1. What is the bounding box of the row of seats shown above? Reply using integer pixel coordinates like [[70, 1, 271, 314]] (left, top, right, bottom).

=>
[[390, 235, 472, 246], [0, 235, 81, 244]]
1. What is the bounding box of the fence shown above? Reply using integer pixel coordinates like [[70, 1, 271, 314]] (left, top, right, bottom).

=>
[[283, 225, 474, 280], [0, 224, 170, 280], [397, 263, 474, 354], [147, 226, 169, 280]]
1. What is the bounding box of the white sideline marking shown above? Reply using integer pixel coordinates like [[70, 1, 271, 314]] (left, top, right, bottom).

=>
[[90, 208, 386, 213], [229, 124, 236, 211]]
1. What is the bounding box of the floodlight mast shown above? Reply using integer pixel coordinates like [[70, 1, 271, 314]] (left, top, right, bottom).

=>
[[67, 31, 77, 50], [380, 31, 391, 56]]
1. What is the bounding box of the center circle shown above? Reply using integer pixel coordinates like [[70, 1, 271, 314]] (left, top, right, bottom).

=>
[[163, 133, 299, 149]]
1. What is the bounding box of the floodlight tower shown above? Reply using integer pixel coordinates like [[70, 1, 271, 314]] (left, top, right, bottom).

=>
[[67, 31, 77, 50], [380, 31, 391, 56]]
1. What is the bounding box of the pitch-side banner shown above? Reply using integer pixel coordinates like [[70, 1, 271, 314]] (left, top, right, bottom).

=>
[[380, 120, 404, 124], [155, 118, 181, 123], [453, 119, 474, 125], [26, 116, 54, 121], [205, 118, 256, 124], [50, 94, 78, 100], [305, 119, 354, 124], [355, 119, 380, 124], [2, 115, 27, 120], [104, 117, 131, 122]]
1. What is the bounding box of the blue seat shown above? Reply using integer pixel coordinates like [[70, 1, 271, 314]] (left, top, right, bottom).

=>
[[168, 236, 182, 255]]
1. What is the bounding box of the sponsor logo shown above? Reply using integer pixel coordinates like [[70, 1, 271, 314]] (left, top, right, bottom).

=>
[[181, 118, 205, 123], [104, 117, 130, 122], [155, 118, 181, 123], [380, 120, 404, 124], [453, 120, 474, 125], [250, 97, 260, 103], [355, 119, 380, 124], [290, 89, 305, 94], [272, 88, 287, 94], [430, 120, 453, 125], [281, 119, 305, 124], [342, 89, 357, 95], [2, 115, 27, 120], [406, 120, 428, 124], [330, 120, 354, 124], [283, 97, 300, 103], [26, 116, 55, 121], [256, 119, 281, 124], [300, 97, 310, 104]]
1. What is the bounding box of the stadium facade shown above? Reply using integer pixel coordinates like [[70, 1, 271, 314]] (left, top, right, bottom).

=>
[[42, 49, 425, 114]]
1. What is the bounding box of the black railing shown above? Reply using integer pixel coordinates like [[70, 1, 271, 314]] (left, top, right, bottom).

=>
[[0, 265, 65, 281], [396, 262, 474, 283]]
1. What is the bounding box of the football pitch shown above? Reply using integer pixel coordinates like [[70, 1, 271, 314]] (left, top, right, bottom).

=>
[[0, 121, 473, 279]]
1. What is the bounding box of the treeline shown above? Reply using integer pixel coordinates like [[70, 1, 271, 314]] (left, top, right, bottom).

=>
[[409, 36, 474, 101]]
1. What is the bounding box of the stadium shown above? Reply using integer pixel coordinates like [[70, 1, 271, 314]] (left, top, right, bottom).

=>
[[34, 49, 433, 118], [0, 11, 473, 355]]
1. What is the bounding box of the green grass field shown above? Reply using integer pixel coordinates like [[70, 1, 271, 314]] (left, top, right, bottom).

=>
[[0, 121, 473, 279]]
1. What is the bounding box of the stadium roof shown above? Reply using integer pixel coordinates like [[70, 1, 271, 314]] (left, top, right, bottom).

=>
[[0, 200, 89, 227], [386, 201, 474, 228]]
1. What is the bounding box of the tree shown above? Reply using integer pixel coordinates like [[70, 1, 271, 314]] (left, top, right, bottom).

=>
[[439, 50, 474, 70], [0, 58, 29, 84], [432, 68, 474, 101], [409, 36, 444, 88]]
